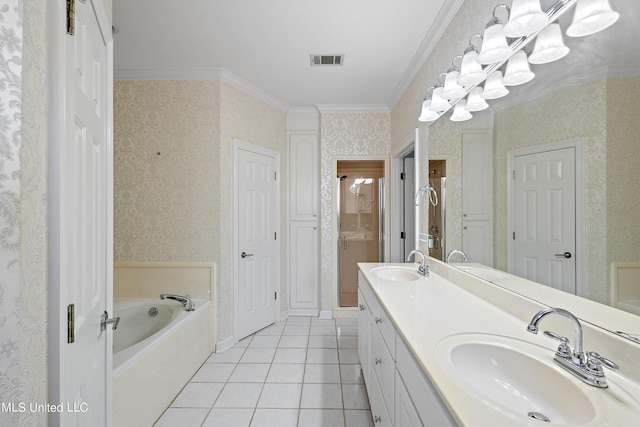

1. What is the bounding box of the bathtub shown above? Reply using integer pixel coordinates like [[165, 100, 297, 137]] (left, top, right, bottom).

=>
[[112, 297, 212, 427]]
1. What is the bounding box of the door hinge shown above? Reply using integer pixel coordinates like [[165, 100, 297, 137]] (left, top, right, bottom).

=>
[[67, 304, 75, 343], [513, 231, 516, 240], [274, 292, 277, 300], [66, 0, 75, 35], [274, 171, 277, 181], [274, 232, 277, 240], [400, 231, 406, 239], [400, 172, 406, 180], [512, 169, 516, 180]]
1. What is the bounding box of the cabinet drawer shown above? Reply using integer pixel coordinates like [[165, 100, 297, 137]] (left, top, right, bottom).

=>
[[396, 337, 457, 427], [367, 289, 396, 359], [370, 366, 393, 427], [371, 323, 394, 420]]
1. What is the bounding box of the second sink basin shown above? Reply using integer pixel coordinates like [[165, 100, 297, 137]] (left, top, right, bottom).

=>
[[371, 266, 421, 282], [436, 333, 597, 425]]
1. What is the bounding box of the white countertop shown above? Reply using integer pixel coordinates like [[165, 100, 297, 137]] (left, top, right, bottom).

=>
[[358, 262, 640, 426]]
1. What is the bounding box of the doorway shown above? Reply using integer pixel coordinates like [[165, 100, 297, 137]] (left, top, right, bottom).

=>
[[337, 160, 385, 307], [428, 160, 446, 261], [508, 138, 585, 296], [234, 140, 280, 339]]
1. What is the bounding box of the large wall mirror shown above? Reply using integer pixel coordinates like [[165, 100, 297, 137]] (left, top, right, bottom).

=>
[[424, 0, 640, 340]]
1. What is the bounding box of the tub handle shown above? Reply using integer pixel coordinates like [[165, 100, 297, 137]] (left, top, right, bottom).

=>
[[101, 311, 120, 331]]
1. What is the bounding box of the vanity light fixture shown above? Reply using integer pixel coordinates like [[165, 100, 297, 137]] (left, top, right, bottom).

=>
[[477, 4, 513, 65], [458, 34, 486, 86], [418, 87, 440, 122], [482, 70, 509, 99], [529, 23, 570, 64], [503, 50, 535, 86], [503, 0, 548, 37], [566, 0, 619, 37], [428, 75, 451, 111], [465, 87, 489, 112], [442, 56, 467, 99], [450, 99, 473, 122]]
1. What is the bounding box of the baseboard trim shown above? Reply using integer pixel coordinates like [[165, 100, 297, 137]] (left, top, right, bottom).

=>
[[319, 310, 333, 320], [215, 335, 235, 353]]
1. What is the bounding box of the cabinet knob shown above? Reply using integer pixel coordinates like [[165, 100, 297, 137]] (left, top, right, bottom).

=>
[[374, 415, 382, 423], [463, 226, 468, 230], [463, 213, 468, 217], [359, 304, 365, 311], [374, 357, 383, 365], [374, 317, 382, 324]]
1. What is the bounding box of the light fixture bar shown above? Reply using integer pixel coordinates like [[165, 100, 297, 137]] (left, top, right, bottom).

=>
[[421, 0, 579, 123]]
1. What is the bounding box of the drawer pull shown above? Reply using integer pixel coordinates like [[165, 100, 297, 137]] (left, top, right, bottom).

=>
[[374, 415, 382, 423], [374, 357, 383, 365], [374, 317, 383, 324]]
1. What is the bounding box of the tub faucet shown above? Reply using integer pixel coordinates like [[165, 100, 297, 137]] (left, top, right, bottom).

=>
[[407, 249, 429, 276], [446, 249, 468, 263], [160, 294, 195, 312], [527, 307, 618, 388]]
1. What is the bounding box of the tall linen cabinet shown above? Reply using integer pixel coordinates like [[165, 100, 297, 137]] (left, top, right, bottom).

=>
[[288, 112, 320, 316]]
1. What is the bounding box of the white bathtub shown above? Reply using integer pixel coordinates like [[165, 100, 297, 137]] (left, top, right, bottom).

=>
[[112, 297, 212, 427]]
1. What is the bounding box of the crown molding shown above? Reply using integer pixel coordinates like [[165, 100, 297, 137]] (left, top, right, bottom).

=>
[[315, 104, 390, 114], [386, 0, 465, 110], [114, 67, 291, 113]]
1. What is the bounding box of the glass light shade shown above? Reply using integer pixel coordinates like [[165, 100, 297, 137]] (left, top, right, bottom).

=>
[[477, 21, 513, 65], [465, 87, 489, 112], [450, 99, 473, 122], [503, 0, 548, 37], [418, 98, 440, 122], [458, 49, 487, 86], [566, 0, 619, 37], [442, 69, 466, 99], [428, 86, 450, 111], [502, 51, 535, 86], [482, 70, 509, 99], [529, 23, 570, 64]]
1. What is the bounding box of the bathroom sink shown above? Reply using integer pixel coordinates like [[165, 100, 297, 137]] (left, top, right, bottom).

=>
[[436, 334, 597, 425], [371, 266, 421, 282], [456, 265, 506, 282]]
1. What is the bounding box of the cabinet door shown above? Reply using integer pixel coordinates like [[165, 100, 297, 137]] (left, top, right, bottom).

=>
[[462, 132, 492, 221], [396, 373, 424, 427], [462, 221, 493, 266], [289, 133, 319, 221], [358, 288, 371, 387], [289, 222, 319, 311]]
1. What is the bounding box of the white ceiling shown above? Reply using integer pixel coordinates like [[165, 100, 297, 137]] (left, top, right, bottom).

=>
[[113, 0, 460, 110], [113, 0, 639, 113]]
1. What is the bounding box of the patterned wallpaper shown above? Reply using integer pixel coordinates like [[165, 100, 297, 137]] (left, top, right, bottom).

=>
[[0, 0, 48, 424], [114, 80, 287, 344], [319, 112, 391, 313]]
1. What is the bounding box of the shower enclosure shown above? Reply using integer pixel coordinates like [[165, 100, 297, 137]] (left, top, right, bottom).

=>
[[337, 160, 384, 307], [428, 160, 446, 261]]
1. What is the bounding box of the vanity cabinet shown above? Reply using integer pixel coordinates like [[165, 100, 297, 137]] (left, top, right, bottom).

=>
[[462, 131, 493, 265], [288, 132, 319, 314], [358, 272, 456, 427]]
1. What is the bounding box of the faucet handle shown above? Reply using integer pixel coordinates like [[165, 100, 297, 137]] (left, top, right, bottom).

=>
[[586, 351, 619, 372], [543, 331, 571, 358]]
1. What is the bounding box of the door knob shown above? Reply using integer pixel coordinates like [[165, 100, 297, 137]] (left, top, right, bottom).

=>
[[241, 252, 254, 258], [554, 251, 572, 259]]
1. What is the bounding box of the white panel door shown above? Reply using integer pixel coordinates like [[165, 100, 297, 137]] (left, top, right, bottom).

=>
[[56, 1, 112, 425], [289, 222, 319, 310], [514, 147, 576, 293], [237, 144, 279, 339]]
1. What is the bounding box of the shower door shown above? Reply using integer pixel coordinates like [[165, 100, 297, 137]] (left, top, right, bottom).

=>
[[337, 163, 384, 307]]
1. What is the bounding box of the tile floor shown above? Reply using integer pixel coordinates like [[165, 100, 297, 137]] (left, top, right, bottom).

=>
[[154, 316, 374, 427]]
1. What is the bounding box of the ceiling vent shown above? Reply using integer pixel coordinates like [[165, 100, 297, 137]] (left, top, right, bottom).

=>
[[310, 54, 344, 66]]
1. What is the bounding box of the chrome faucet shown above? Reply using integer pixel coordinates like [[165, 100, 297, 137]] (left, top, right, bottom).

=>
[[527, 307, 618, 388], [407, 249, 429, 276], [446, 249, 468, 263], [160, 294, 195, 311]]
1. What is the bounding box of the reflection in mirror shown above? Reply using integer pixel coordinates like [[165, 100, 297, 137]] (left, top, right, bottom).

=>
[[423, 0, 640, 338]]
